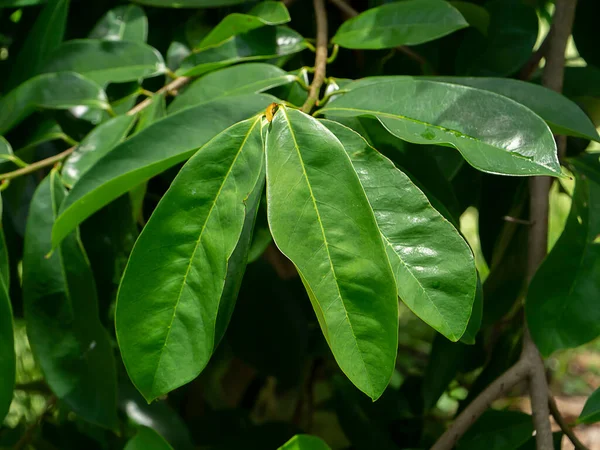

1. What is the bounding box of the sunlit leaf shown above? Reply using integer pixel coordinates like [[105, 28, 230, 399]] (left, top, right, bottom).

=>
[[89, 4, 148, 42]]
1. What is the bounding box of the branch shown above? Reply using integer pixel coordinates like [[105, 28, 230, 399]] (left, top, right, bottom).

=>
[[0, 76, 191, 182], [328, 0, 430, 71], [430, 359, 531, 450], [302, 0, 328, 113], [548, 394, 589, 450], [525, 2, 578, 448]]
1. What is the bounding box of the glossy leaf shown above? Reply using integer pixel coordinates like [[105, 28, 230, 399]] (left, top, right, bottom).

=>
[[124, 427, 173, 450], [458, 410, 533, 450], [456, 0, 538, 77], [450, 1, 489, 35], [6, 0, 69, 89], [131, 0, 249, 7], [52, 94, 275, 248], [0, 195, 15, 423], [169, 63, 295, 114], [279, 435, 331, 450], [332, 0, 468, 50], [461, 276, 483, 344], [177, 27, 307, 77], [266, 107, 398, 400], [136, 93, 166, 133], [62, 115, 137, 188], [319, 79, 560, 177], [22, 171, 118, 429], [0, 72, 109, 135], [324, 120, 476, 340], [579, 387, 600, 424], [527, 156, 600, 356], [117, 117, 264, 401], [350, 76, 599, 142], [198, 1, 290, 49], [41, 40, 166, 86], [89, 5, 148, 42]]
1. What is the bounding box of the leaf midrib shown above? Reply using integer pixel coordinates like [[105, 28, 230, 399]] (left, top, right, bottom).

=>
[[149, 117, 260, 395], [280, 108, 373, 394]]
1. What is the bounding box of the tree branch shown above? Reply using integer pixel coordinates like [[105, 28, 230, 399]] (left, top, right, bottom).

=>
[[430, 359, 531, 450], [525, 2, 578, 448], [302, 0, 328, 113], [548, 393, 589, 450], [0, 76, 191, 182]]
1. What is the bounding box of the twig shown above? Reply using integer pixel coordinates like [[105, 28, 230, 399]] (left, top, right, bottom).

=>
[[13, 396, 56, 450], [430, 359, 531, 450], [519, 33, 551, 81], [302, 0, 328, 113], [328, 0, 431, 71], [548, 394, 589, 450], [0, 76, 192, 182]]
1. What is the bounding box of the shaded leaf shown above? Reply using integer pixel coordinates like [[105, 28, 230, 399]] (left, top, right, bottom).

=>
[[456, 0, 538, 76], [124, 427, 173, 450], [0, 72, 109, 135], [0, 0, 45, 5], [177, 26, 307, 77], [135, 93, 166, 133], [458, 410, 533, 450], [89, 4, 148, 42], [131, 0, 249, 7], [324, 120, 476, 340], [62, 114, 137, 188], [6, 0, 69, 89], [117, 117, 264, 401], [450, 1, 489, 35], [169, 63, 295, 114], [460, 275, 482, 345], [0, 195, 15, 423], [52, 93, 275, 248], [279, 435, 331, 450], [198, 1, 290, 49], [579, 387, 600, 424], [332, 0, 467, 50], [22, 171, 118, 428], [319, 79, 560, 177], [266, 107, 398, 400], [527, 155, 600, 356], [41, 40, 166, 86]]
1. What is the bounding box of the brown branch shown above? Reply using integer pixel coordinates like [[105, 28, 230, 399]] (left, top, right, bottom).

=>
[[519, 33, 551, 81], [13, 396, 56, 450], [549, 394, 589, 450], [0, 76, 191, 182], [302, 0, 328, 113], [328, 0, 430, 71], [430, 359, 531, 450], [525, 2, 578, 449]]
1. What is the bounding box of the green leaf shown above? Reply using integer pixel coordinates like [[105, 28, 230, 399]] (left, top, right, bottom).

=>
[[266, 107, 398, 400], [279, 435, 331, 450], [332, 0, 467, 50], [124, 427, 173, 450], [198, 1, 290, 49], [116, 117, 264, 401], [169, 63, 296, 114], [0, 72, 109, 135], [41, 40, 166, 86], [62, 115, 137, 188], [51, 94, 274, 248], [135, 93, 166, 133], [0, 195, 15, 423], [22, 171, 118, 429], [0, 136, 15, 172], [460, 275, 483, 345], [16, 120, 71, 153], [455, 0, 538, 77], [5, 0, 70, 89], [526, 155, 600, 356], [458, 410, 533, 450], [324, 120, 476, 340], [319, 79, 560, 177], [177, 27, 307, 77], [131, 0, 249, 7], [450, 1, 489, 35], [349, 75, 599, 142], [579, 387, 600, 424], [89, 5, 148, 42], [0, 0, 45, 5], [426, 77, 600, 142]]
